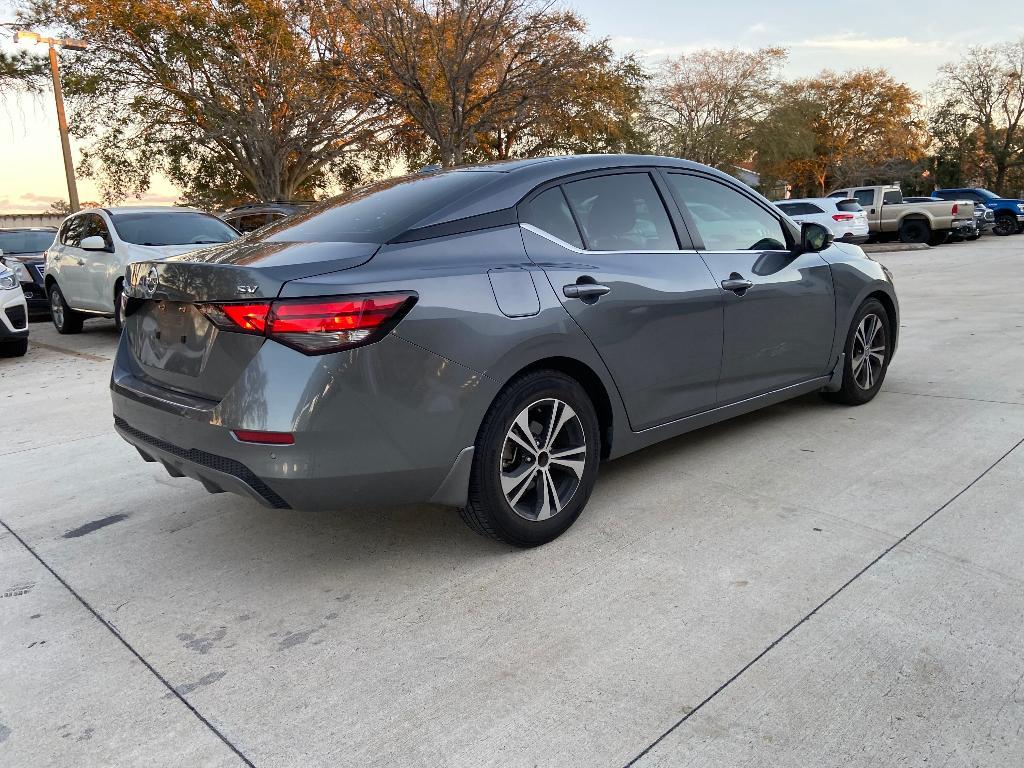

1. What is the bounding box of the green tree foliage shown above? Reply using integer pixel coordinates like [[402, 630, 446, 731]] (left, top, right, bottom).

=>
[[0, 47, 48, 100]]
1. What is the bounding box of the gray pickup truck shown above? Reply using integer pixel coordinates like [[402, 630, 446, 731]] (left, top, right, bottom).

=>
[[827, 185, 974, 245]]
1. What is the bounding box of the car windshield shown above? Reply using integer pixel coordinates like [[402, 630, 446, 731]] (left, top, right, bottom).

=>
[[260, 171, 502, 243], [109, 212, 238, 246], [974, 189, 999, 201], [0, 230, 55, 254]]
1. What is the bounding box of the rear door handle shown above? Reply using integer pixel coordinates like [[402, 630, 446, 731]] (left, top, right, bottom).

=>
[[563, 283, 611, 299], [721, 276, 754, 293]]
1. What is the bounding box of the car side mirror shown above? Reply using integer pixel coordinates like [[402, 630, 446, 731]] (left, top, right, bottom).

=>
[[800, 222, 834, 253], [80, 235, 108, 251]]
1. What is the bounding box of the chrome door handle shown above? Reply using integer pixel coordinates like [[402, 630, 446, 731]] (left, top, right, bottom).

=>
[[721, 276, 754, 293], [563, 283, 611, 299]]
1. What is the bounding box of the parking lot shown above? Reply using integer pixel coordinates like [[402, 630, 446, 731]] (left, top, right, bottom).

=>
[[1, 235, 1023, 767]]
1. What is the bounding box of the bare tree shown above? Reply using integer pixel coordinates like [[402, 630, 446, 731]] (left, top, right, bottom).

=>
[[335, 0, 612, 166], [650, 46, 786, 170], [934, 39, 1024, 194]]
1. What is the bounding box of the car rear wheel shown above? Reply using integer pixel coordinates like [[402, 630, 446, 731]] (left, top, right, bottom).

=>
[[993, 214, 1017, 236], [0, 338, 28, 357], [899, 219, 930, 244], [460, 370, 601, 547], [823, 298, 892, 406], [49, 282, 84, 334]]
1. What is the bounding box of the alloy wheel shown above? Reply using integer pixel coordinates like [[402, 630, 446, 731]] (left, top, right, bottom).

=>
[[50, 289, 64, 329], [852, 313, 886, 390], [499, 398, 587, 522]]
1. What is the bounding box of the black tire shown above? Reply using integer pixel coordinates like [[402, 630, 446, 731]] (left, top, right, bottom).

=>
[[993, 214, 1016, 236], [0, 338, 28, 357], [823, 298, 893, 406], [48, 282, 84, 334], [460, 370, 601, 547], [928, 229, 949, 246], [113, 279, 125, 333], [899, 219, 930, 244]]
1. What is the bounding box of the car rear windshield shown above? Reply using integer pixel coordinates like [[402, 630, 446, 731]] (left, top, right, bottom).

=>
[[835, 199, 863, 212], [0, 230, 56, 254], [261, 171, 502, 244], [109, 212, 239, 246]]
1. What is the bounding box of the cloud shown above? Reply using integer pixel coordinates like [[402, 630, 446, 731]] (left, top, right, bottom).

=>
[[786, 34, 961, 53]]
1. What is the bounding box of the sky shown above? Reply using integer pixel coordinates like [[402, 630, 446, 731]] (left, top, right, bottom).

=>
[[2, 0, 1022, 213]]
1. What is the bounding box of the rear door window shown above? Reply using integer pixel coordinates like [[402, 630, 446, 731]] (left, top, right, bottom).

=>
[[519, 187, 584, 249], [853, 189, 875, 207], [666, 173, 788, 251], [882, 190, 903, 205], [562, 173, 679, 251]]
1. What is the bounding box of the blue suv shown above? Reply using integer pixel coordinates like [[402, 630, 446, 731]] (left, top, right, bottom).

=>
[[932, 188, 1024, 236]]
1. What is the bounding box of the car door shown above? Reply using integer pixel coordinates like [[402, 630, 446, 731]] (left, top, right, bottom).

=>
[[519, 171, 723, 431], [50, 214, 89, 306], [663, 171, 835, 405], [81, 213, 117, 311]]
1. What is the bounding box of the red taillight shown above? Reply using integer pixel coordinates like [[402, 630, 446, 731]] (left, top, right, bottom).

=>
[[232, 429, 294, 445], [951, 203, 958, 215], [220, 303, 271, 333], [200, 293, 416, 355], [832, 213, 855, 221]]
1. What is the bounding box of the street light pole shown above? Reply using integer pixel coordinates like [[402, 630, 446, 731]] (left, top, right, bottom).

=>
[[14, 31, 88, 213], [46, 43, 79, 212]]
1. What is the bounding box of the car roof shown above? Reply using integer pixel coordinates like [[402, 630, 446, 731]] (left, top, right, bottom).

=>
[[65, 206, 205, 218], [408, 154, 742, 229], [775, 197, 845, 205]]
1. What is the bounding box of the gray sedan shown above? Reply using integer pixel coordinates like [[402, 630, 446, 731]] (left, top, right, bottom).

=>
[[112, 155, 898, 546]]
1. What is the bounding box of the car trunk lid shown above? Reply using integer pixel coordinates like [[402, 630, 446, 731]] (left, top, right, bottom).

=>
[[122, 239, 379, 400]]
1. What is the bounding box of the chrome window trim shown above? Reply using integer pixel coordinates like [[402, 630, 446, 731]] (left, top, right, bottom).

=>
[[519, 223, 701, 255]]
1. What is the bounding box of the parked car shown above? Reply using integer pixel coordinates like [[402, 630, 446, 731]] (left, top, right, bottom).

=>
[[773, 197, 869, 244], [904, 197, 987, 240], [112, 156, 899, 546], [827, 185, 974, 245], [45, 207, 239, 334], [931, 188, 1024, 236], [0, 264, 29, 357], [0, 227, 56, 316], [220, 201, 311, 233]]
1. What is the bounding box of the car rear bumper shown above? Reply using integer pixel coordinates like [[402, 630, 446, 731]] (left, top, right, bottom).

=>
[[110, 332, 499, 510]]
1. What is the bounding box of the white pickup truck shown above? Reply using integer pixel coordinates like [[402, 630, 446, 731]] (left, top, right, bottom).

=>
[[827, 185, 974, 245]]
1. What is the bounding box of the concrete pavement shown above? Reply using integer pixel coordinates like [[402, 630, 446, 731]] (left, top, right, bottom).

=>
[[1, 236, 1022, 767]]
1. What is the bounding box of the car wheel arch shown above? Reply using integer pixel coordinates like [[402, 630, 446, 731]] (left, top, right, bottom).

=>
[[500, 356, 616, 460]]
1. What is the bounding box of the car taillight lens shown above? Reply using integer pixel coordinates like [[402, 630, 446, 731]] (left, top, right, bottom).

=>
[[832, 213, 855, 221], [951, 203, 958, 215], [200, 293, 417, 355]]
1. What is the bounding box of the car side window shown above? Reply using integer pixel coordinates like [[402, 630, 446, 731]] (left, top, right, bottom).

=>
[[881, 190, 903, 205], [519, 187, 584, 249], [61, 215, 86, 247], [83, 214, 113, 248], [666, 173, 788, 252], [562, 173, 679, 251], [853, 189, 875, 207], [806, 203, 825, 214]]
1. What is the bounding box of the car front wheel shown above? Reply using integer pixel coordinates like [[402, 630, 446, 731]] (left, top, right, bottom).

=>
[[49, 282, 84, 334], [993, 215, 1017, 236], [460, 370, 601, 547], [823, 298, 892, 406]]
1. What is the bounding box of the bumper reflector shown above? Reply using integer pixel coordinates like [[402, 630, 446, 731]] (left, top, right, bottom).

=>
[[232, 430, 295, 445]]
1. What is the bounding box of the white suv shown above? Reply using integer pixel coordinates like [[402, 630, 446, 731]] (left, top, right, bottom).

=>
[[44, 207, 239, 334], [774, 197, 870, 245], [0, 264, 29, 357]]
